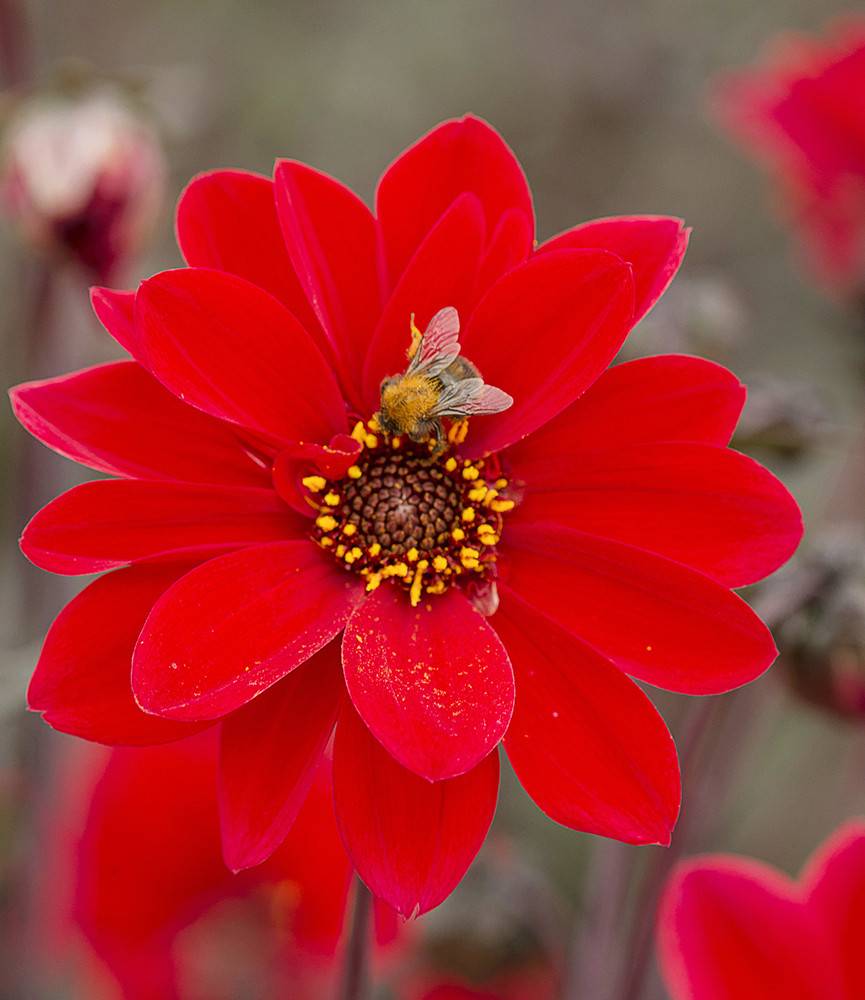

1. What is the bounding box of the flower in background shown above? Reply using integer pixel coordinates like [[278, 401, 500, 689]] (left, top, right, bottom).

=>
[[714, 18, 865, 293], [11, 116, 802, 916], [1, 79, 165, 281], [657, 820, 865, 998], [32, 735, 397, 1000]]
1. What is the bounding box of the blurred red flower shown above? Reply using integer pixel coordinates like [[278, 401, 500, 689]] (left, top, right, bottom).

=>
[[0, 83, 165, 282], [11, 115, 802, 915], [657, 820, 865, 999], [714, 18, 865, 292], [34, 736, 397, 1000]]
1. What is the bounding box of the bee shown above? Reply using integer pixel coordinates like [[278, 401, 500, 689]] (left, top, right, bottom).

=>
[[377, 306, 513, 452]]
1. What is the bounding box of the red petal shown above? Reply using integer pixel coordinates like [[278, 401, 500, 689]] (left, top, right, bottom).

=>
[[362, 194, 486, 410], [509, 442, 803, 587], [21, 480, 302, 575], [132, 541, 362, 721], [496, 595, 679, 845], [218, 644, 342, 871], [541, 216, 689, 323], [474, 208, 534, 300], [802, 821, 865, 999], [333, 704, 499, 916], [377, 115, 534, 287], [10, 361, 269, 487], [272, 435, 363, 514], [505, 355, 746, 467], [135, 267, 345, 445], [657, 858, 844, 1000], [342, 585, 514, 781], [501, 526, 777, 694], [460, 250, 635, 456], [28, 565, 209, 745], [90, 286, 137, 356], [175, 168, 324, 342], [274, 161, 382, 409]]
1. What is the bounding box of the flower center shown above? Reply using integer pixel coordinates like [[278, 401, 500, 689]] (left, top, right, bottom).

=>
[[304, 419, 514, 608]]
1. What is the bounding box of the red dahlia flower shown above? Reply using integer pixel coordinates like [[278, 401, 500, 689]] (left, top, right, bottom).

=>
[[11, 115, 803, 916], [657, 820, 865, 999], [714, 18, 865, 292], [34, 736, 397, 999]]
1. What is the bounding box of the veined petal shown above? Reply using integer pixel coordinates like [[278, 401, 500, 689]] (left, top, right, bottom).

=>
[[362, 193, 486, 411], [501, 525, 777, 694], [497, 594, 680, 845], [333, 704, 499, 917], [509, 442, 803, 588], [342, 585, 514, 781], [274, 160, 382, 408], [376, 114, 534, 287], [461, 249, 635, 456], [132, 541, 362, 721], [175, 168, 324, 342], [505, 354, 746, 463], [541, 216, 689, 323], [134, 267, 346, 445], [21, 480, 302, 575], [28, 564, 209, 745], [218, 644, 342, 871], [658, 858, 845, 1000], [10, 361, 270, 487]]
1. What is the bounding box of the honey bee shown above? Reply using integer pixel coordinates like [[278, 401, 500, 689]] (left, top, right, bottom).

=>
[[377, 306, 513, 451]]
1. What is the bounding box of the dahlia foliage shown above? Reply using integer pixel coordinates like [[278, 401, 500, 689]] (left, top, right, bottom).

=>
[[658, 821, 865, 999], [11, 116, 802, 916], [715, 18, 865, 291]]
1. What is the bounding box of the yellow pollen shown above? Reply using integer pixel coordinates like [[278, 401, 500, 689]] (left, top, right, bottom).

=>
[[479, 533, 499, 546], [350, 421, 367, 444], [320, 537, 334, 547], [301, 475, 326, 492], [461, 508, 475, 523], [426, 580, 446, 594], [460, 547, 480, 560], [468, 486, 488, 503], [451, 527, 466, 541], [336, 544, 347, 558], [432, 555, 448, 572], [495, 478, 508, 489], [462, 465, 480, 481], [367, 414, 381, 432], [364, 433, 378, 448], [365, 572, 382, 592], [490, 498, 515, 513], [347, 465, 362, 479], [381, 562, 409, 579], [406, 547, 419, 563], [391, 436, 402, 449], [323, 492, 340, 506], [315, 514, 338, 532], [483, 489, 498, 505], [444, 457, 458, 472], [342, 523, 357, 536], [448, 419, 469, 444], [409, 559, 429, 607], [477, 523, 496, 535], [368, 542, 381, 557]]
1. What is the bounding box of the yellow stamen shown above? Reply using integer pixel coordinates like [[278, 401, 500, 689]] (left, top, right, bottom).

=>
[[483, 489, 499, 506], [336, 544, 347, 558], [315, 514, 338, 532], [448, 419, 470, 444], [432, 555, 448, 572], [364, 433, 378, 449], [323, 492, 340, 507], [461, 508, 475, 523], [320, 537, 334, 548], [368, 542, 381, 557], [342, 523, 357, 536], [444, 457, 458, 472], [406, 547, 419, 563], [426, 580, 446, 595], [367, 414, 381, 432], [410, 559, 429, 607], [468, 486, 488, 503], [495, 478, 508, 489], [365, 572, 382, 592], [350, 421, 367, 444], [347, 464, 362, 479], [462, 464, 480, 481], [451, 527, 466, 542], [301, 475, 326, 492], [490, 498, 515, 513], [479, 533, 499, 546]]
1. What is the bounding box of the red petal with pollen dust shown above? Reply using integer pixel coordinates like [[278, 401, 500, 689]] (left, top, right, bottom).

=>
[[21, 480, 303, 575], [342, 585, 514, 781], [134, 268, 346, 446], [132, 541, 362, 721], [461, 249, 635, 456], [541, 215, 689, 324], [175, 168, 324, 342], [362, 193, 486, 409], [657, 858, 844, 1000], [28, 564, 209, 745], [376, 115, 534, 287], [505, 354, 746, 463], [10, 361, 269, 487], [802, 821, 865, 999], [333, 704, 499, 917], [90, 286, 137, 356], [274, 161, 382, 408], [496, 595, 680, 846], [218, 644, 342, 871], [502, 526, 777, 695], [509, 442, 803, 588]]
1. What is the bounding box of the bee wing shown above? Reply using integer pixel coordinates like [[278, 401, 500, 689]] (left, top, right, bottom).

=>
[[406, 306, 461, 379], [432, 378, 514, 417]]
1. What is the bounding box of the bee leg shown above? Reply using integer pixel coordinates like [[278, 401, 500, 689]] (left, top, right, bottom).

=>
[[447, 418, 470, 446], [406, 313, 423, 361], [429, 420, 447, 458]]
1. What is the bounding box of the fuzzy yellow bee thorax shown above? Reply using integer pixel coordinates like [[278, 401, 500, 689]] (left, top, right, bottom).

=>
[[381, 374, 439, 425]]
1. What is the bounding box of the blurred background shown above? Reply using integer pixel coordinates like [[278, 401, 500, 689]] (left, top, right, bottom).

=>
[[1, 1, 863, 997]]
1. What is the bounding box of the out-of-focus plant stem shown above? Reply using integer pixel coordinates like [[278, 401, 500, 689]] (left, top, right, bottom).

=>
[[339, 878, 373, 1000]]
